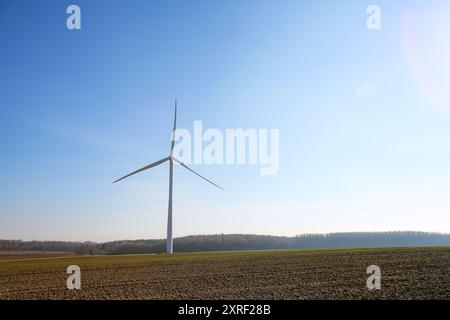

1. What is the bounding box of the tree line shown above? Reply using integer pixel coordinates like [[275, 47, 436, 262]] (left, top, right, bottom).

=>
[[1, 231, 449, 255]]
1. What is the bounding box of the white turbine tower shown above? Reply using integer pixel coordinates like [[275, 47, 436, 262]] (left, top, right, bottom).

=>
[[113, 100, 222, 254]]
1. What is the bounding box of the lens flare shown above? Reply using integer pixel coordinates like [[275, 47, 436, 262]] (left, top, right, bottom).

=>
[[402, 5, 450, 116]]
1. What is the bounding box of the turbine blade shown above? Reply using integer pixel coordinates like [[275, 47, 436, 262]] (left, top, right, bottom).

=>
[[113, 156, 170, 184], [170, 99, 177, 152], [172, 157, 223, 190]]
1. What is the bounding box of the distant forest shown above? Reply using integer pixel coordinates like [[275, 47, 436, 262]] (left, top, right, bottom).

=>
[[1, 232, 450, 255]]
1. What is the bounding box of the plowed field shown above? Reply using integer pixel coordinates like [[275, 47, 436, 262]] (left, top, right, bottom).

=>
[[1, 247, 449, 299]]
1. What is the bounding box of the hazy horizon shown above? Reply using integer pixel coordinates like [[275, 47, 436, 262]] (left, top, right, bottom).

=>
[[2, 230, 450, 243]]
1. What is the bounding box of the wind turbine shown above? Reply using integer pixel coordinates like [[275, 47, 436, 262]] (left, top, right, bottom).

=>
[[113, 100, 222, 254]]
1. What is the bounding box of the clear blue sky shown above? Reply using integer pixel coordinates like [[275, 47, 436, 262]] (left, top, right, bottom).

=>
[[1, 0, 450, 241]]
